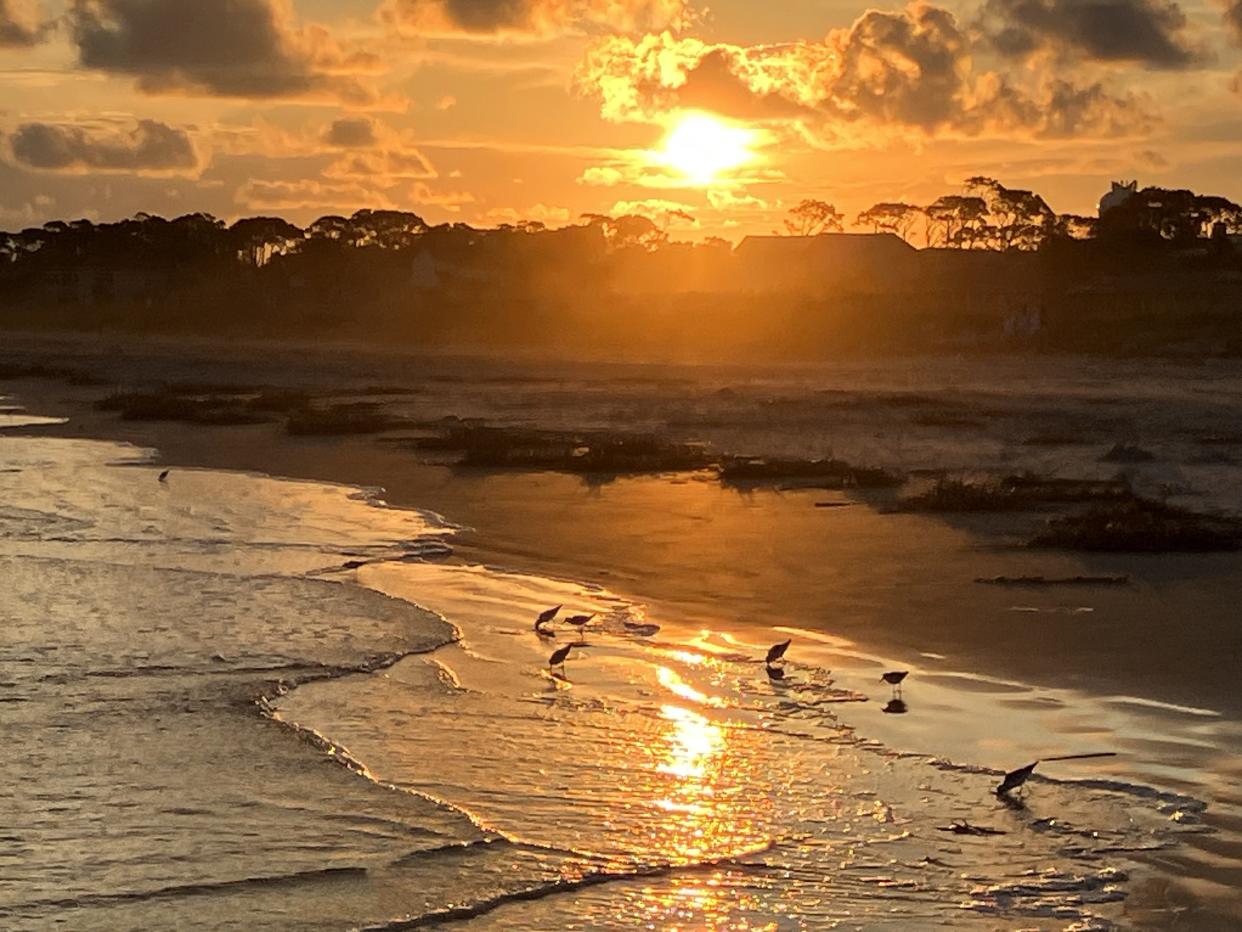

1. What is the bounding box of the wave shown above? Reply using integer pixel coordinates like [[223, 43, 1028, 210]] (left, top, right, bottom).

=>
[[0, 866, 369, 916], [359, 847, 775, 930]]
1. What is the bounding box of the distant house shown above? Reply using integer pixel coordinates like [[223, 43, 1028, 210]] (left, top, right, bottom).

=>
[[733, 233, 917, 295], [1099, 180, 1138, 217]]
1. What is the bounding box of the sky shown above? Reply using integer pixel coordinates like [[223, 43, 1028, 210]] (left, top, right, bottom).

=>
[[1, 0, 1241, 239]]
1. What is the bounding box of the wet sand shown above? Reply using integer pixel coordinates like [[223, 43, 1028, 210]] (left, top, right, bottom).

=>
[[4, 340, 1242, 926]]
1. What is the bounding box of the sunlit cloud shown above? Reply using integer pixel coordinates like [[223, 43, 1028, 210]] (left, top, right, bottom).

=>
[[483, 202, 571, 225], [609, 197, 698, 226], [575, 3, 1155, 142], [237, 178, 397, 211]]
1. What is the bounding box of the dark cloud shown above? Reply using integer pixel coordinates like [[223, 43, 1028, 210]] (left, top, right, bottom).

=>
[[826, 4, 971, 129], [322, 118, 379, 148], [381, 0, 693, 35], [8, 119, 199, 173], [0, 0, 48, 46], [674, 50, 817, 121], [978, 0, 1205, 69], [1034, 78, 1151, 137], [68, 0, 381, 104]]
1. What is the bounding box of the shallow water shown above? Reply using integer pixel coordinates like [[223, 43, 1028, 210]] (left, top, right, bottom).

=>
[[0, 422, 1222, 929]]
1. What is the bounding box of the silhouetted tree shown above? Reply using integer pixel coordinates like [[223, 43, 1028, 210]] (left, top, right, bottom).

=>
[[229, 217, 304, 267], [784, 199, 844, 236], [965, 177, 1055, 250], [925, 195, 989, 248], [1054, 214, 1098, 240], [348, 209, 427, 249], [855, 203, 923, 242], [581, 213, 672, 251]]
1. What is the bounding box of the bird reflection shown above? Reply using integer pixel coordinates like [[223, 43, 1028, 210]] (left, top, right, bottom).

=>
[[882, 698, 908, 714]]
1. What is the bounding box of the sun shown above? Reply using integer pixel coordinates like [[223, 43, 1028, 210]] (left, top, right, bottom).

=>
[[658, 112, 757, 186]]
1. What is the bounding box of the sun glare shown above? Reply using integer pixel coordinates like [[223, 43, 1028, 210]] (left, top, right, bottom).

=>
[[658, 112, 757, 185]]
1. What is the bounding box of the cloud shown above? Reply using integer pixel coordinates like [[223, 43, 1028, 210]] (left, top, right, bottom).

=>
[[68, 0, 385, 105], [483, 202, 571, 225], [609, 197, 698, 225], [324, 148, 437, 181], [7, 119, 199, 174], [977, 0, 1206, 69], [322, 118, 380, 148], [0, 0, 48, 46], [576, 3, 1152, 139], [1035, 78, 1154, 137], [237, 178, 397, 211], [379, 0, 695, 37], [318, 117, 437, 181]]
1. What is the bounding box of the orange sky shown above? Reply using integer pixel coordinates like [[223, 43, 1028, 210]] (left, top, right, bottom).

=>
[[2, 0, 1241, 238]]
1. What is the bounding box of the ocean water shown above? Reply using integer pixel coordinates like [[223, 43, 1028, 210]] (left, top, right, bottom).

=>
[[0, 401, 1216, 930]]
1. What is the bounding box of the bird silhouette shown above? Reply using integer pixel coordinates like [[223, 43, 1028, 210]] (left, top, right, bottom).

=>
[[881, 670, 908, 699], [766, 639, 792, 665], [535, 604, 561, 637], [565, 613, 596, 640], [548, 643, 574, 672], [996, 761, 1039, 796], [995, 752, 1116, 797], [158, 469, 170, 483]]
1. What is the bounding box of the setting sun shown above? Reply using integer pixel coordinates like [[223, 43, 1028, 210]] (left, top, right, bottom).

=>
[[658, 112, 757, 186]]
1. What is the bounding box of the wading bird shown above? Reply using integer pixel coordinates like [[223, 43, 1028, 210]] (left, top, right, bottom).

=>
[[548, 643, 574, 673], [996, 761, 1039, 796], [535, 604, 561, 637], [158, 469, 170, 482], [766, 639, 792, 665], [881, 670, 908, 694], [565, 613, 596, 640], [995, 752, 1117, 797]]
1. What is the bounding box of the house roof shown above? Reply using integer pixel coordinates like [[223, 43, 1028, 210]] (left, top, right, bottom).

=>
[[736, 232, 916, 260]]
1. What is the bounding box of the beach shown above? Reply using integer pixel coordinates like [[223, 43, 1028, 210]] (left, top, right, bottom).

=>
[[2, 335, 1241, 928]]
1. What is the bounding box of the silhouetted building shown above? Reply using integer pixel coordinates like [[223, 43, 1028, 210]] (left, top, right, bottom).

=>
[[734, 233, 916, 294], [1099, 180, 1138, 218]]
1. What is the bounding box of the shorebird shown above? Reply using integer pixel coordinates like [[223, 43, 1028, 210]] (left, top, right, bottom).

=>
[[996, 761, 1039, 796], [158, 469, 170, 482], [535, 604, 561, 637], [766, 639, 792, 665], [881, 671, 908, 694], [564, 613, 596, 640], [548, 643, 574, 673], [995, 752, 1117, 797]]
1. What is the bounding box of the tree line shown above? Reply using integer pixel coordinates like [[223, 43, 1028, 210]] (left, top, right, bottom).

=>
[[784, 177, 1242, 251], [3, 179, 1242, 280]]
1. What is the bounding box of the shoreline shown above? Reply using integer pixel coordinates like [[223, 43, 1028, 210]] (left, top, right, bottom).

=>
[[5, 347, 1242, 925], [10, 370, 1242, 712]]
